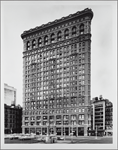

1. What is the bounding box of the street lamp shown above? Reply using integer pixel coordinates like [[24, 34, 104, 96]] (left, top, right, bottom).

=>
[[53, 122, 56, 135], [71, 122, 74, 143], [64, 123, 65, 140], [46, 122, 50, 136], [95, 125, 97, 139], [11, 128, 12, 134], [45, 122, 50, 143]]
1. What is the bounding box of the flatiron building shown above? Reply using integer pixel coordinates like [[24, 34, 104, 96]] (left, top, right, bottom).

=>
[[21, 8, 93, 136]]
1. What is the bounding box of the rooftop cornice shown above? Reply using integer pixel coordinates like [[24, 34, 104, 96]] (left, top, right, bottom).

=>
[[92, 99, 113, 105], [21, 8, 93, 39]]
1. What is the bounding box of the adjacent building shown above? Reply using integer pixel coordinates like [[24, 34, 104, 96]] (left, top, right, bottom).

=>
[[4, 104, 22, 134], [89, 96, 113, 136], [4, 83, 16, 106], [21, 8, 93, 136], [4, 84, 22, 134]]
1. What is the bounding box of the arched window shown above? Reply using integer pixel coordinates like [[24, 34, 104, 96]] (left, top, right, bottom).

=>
[[27, 41, 30, 50], [32, 39, 36, 49], [50, 33, 55, 43], [72, 26, 76, 36], [57, 31, 62, 41], [38, 37, 42, 47], [64, 28, 69, 39], [44, 35, 48, 45], [80, 24, 84, 35]]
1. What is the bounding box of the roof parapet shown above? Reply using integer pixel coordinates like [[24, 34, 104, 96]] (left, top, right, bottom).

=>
[[21, 8, 93, 39]]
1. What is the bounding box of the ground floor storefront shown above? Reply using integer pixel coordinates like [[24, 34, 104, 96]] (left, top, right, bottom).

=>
[[23, 126, 88, 136], [105, 130, 113, 136], [87, 130, 106, 136]]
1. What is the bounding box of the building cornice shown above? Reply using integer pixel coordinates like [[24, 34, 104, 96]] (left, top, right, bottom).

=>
[[21, 8, 93, 39]]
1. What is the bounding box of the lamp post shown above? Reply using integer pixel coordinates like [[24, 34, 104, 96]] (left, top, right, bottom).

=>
[[95, 125, 97, 139], [40, 123, 42, 136], [45, 122, 50, 143], [11, 128, 12, 134], [64, 123, 65, 140], [71, 122, 73, 143], [46, 122, 49, 136], [53, 122, 56, 135]]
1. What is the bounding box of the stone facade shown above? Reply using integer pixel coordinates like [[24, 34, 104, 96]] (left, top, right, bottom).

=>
[[21, 8, 93, 136]]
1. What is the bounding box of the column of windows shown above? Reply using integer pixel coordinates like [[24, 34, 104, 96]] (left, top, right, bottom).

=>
[[23, 27, 90, 125]]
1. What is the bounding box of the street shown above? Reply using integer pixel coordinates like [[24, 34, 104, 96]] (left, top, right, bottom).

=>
[[5, 136, 113, 144], [58, 137, 112, 144]]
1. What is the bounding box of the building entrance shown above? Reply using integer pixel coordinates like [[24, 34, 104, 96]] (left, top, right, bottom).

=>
[[70, 127, 77, 136], [50, 127, 54, 134], [25, 128, 29, 134], [78, 127, 84, 136], [56, 127, 61, 135], [63, 127, 69, 136], [36, 128, 41, 135], [30, 128, 35, 134], [42, 128, 47, 135]]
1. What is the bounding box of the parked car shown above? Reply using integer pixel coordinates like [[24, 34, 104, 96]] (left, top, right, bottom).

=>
[[5, 134, 13, 140], [35, 136, 43, 142], [29, 133, 36, 139], [57, 136, 64, 140], [50, 135, 57, 143], [19, 134, 32, 140], [8, 134, 20, 140], [4, 134, 12, 139], [42, 137, 45, 142]]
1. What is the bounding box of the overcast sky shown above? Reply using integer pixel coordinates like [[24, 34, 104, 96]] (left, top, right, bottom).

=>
[[1, 1, 117, 106]]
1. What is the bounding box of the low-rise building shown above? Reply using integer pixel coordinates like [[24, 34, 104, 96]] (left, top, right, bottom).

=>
[[4, 104, 22, 134], [88, 96, 113, 136]]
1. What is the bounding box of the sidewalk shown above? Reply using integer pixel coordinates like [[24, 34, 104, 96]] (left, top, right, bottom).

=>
[[64, 136, 112, 140], [56, 140, 71, 144]]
